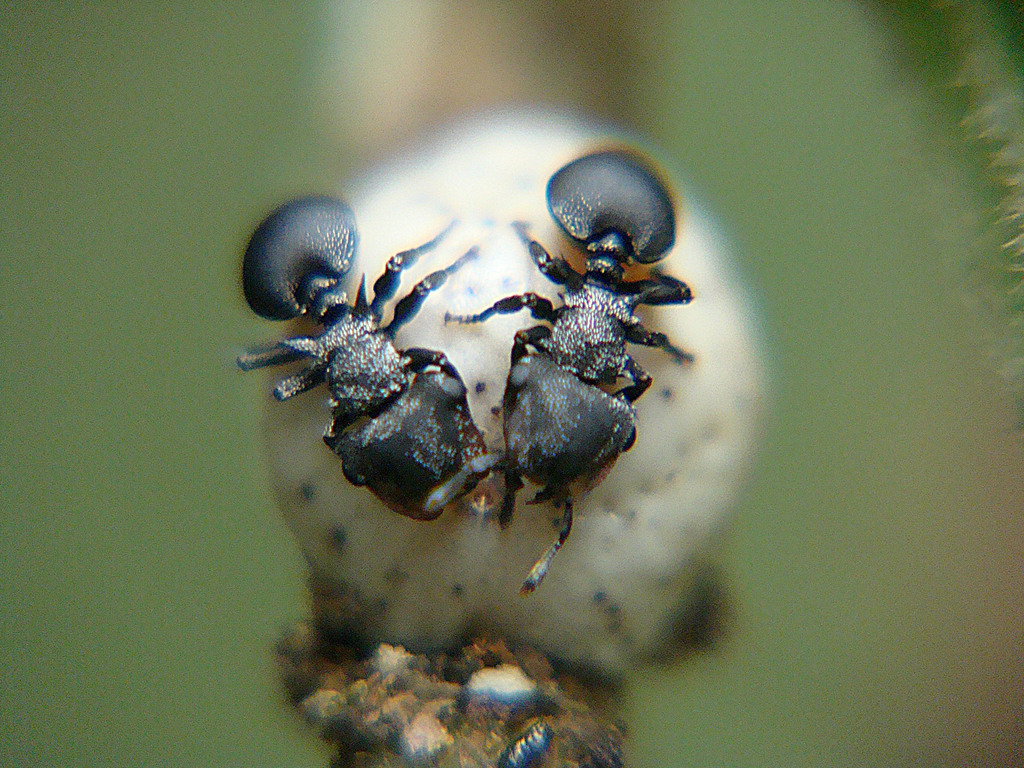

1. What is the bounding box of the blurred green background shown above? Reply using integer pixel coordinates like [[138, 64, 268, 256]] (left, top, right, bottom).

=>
[[2, 2, 1022, 767]]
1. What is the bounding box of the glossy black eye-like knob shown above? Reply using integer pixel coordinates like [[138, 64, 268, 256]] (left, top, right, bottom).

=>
[[547, 150, 676, 264], [241, 196, 358, 320]]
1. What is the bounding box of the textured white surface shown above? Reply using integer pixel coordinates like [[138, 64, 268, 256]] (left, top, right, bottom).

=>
[[257, 112, 765, 676], [465, 665, 537, 703]]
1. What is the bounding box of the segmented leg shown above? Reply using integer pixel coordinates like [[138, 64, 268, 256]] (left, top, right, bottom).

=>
[[403, 347, 460, 379], [512, 222, 584, 290], [624, 321, 693, 364], [369, 220, 456, 318], [272, 364, 327, 401], [445, 293, 558, 325], [520, 499, 573, 595], [237, 335, 330, 400], [385, 246, 480, 334], [236, 341, 305, 371], [624, 270, 693, 306]]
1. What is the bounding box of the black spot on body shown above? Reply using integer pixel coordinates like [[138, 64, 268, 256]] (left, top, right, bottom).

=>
[[328, 525, 347, 551], [601, 599, 623, 632]]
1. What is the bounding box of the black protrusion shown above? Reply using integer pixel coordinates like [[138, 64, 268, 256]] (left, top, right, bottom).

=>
[[328, 525, 347, 552]]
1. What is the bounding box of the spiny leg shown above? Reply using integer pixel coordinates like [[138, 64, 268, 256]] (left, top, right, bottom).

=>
[[520, 499, 573, 595], [624, 320, 694, 364], [385, 246, 480, 335], [369, 220, 456, 318], [445, 293, 558, 325]]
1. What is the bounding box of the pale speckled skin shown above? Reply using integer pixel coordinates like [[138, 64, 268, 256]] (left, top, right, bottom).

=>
[[255, 113, 765, 677]]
